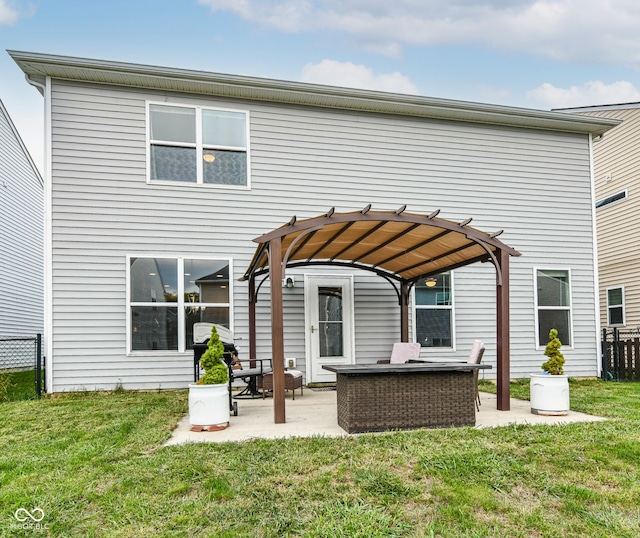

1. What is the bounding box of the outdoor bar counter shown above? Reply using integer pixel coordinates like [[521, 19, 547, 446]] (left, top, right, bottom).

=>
[[323, 362, 491, 433]]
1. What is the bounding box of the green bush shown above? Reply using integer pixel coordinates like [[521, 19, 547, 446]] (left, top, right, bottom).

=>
[[541, 328, 565, 375], [197, 325, 229, 385]]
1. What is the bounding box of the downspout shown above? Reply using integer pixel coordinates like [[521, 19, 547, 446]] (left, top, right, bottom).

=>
[[25, 74, 53, 394], [589, 133, 603, 376]]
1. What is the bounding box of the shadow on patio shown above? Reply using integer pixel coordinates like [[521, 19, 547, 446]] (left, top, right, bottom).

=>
[[166, 388, 605, 445]]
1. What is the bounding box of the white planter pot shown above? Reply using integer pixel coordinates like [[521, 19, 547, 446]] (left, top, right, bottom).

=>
[[188, 383, 230, 427], [530, 374, 570, 416]]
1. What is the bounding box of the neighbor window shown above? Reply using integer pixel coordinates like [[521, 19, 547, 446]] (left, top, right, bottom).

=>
[[414, 272, 453, 348], [596, 189, 627, 209], [148, 103, 248, 186], [607, 286, 625, 326], [535, 269, 572, 347], [129, 257, 232, 352]]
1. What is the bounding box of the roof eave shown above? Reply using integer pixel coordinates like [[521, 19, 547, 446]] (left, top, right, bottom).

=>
[[8, 50, 620, 137]]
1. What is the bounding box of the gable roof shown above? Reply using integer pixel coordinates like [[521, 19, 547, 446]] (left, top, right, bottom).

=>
[[0, 99, 43, 187], [9, 50, 619, 137]]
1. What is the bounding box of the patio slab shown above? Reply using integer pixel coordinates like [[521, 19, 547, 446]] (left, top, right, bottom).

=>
[[165, 388, 606, 446]]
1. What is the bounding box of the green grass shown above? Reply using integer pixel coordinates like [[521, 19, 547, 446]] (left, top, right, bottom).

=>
[[0, 369, 42, 402], [1, 380, 640, 537]]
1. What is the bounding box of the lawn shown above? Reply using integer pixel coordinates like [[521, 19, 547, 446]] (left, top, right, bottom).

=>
[[1, 380, 639, 537]]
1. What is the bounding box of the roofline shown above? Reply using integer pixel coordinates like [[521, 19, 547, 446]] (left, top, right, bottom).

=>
[[8, 49, 620, 137], [0, 98, 43, 187], [554, 102, 640, 113]]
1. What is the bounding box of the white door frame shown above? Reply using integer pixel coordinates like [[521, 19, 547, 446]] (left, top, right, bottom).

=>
[[304, 274, 355, 383]]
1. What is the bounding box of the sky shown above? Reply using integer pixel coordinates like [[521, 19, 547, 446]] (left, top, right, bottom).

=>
[[3, 0, 640, 172]]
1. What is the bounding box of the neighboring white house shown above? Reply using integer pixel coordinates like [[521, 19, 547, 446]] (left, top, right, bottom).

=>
[[10, 50, 619, 393], [0, 98, 44, 339]]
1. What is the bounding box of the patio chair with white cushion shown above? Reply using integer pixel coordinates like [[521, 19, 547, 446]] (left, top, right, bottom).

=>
[[376, 342, 422, 364]]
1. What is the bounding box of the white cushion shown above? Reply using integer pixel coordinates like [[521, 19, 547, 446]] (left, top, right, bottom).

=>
[[390, 342, 421, 364]]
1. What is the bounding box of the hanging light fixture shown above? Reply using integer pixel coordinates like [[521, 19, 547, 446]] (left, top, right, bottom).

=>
[[425, 277, 437, 288]]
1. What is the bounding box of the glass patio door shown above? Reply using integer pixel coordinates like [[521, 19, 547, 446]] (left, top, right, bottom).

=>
[[305, 275, 354, 383]]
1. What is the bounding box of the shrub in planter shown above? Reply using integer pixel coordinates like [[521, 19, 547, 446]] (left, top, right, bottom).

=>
[[197, 325, 229, 385], [541, 328, 565, 375], [530, 328, 569, 416], [189, 325, 230, 428]]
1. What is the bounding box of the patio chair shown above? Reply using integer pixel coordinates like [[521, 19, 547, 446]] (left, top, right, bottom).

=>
[[377, 342, 422, 364], [467, 340, 485, 411]]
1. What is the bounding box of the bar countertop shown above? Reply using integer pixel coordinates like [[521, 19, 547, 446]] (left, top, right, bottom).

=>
[[322, 362, 491, 375]]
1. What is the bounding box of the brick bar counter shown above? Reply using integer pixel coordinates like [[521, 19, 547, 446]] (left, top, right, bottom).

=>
[[322, 362, 491, 433]]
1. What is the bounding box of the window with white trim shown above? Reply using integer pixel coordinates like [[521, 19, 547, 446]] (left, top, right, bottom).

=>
[[607, 286, 625, 326], [129, 257, 231, 352], [535, 269, 572, 347], [414, 272, 453, 348], [148, 103, 248, 186]]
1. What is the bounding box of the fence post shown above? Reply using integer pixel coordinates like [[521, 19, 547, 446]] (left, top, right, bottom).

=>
[[613, 327, 620, 381], [601, 328, 608, 380], [36, 333, 42, 398]]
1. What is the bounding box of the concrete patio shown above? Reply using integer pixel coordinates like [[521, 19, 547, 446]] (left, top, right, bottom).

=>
[[166, 388, 606, 445]]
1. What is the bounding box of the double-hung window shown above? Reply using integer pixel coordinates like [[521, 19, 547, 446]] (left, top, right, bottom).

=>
[[607, 286, 625, 326], [148, 103, 249, 187], [535, 269, 572, 347], [129, 257, 232, 353], [414, 272, 453, 348]]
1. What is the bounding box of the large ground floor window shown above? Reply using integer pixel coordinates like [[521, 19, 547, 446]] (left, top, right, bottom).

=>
[[414, 272, 453, 348], [535, 268, 572, 347], [128, 256, 231, 352]]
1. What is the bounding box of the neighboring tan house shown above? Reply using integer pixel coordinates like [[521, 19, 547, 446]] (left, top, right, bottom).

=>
[[10, 50, 618, 394], [557, 103, 638, 331], [0, 98, 44, 339]]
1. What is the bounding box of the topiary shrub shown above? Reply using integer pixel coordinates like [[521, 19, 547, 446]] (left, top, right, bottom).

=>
[[541, 328, 565, 375], [197, 325, 230, 385]]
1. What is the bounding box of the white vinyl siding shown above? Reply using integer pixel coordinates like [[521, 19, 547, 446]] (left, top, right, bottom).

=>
[[46, 78, 599, 391], [0, 101, 44, 338]]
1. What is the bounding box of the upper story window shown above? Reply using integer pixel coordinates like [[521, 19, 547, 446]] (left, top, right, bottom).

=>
[[596, 189, 627, 209], [535, 268, 572, 347], [148, 103, 249, 187], [607, 286, 625, 327], [414, 272, 453, 348]]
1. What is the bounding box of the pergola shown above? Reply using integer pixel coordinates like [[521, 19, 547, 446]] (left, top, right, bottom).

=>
[[241, 206, 521, 424]]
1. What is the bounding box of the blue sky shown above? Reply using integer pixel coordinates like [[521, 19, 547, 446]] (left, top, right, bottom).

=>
[[3, 0, 640, 171]]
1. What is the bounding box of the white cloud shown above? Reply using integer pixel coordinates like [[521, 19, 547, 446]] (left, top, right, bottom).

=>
[[0, 0, 19, 25], [198, 0, 640, 64], [526, 80, 640, 109], [300, 59, 418, 94]]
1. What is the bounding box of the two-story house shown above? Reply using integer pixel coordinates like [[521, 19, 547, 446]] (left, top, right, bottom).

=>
[[0, 98, 44, 340], [10, 50, 618, 398], [556, 103, 639, 333]]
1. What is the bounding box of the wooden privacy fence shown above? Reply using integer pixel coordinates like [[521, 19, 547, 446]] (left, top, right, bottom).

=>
[[601, 328, 640, 381]]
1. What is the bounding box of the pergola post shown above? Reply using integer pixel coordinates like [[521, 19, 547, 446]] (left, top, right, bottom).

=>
[[400, 281, 409, 342], [496, 248, 511, 411], [269, 238, 286, 423], [248, 274, 257, 361]]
